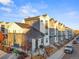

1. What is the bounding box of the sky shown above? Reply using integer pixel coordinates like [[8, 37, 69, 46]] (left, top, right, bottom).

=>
[[0, 0, 79, 29]]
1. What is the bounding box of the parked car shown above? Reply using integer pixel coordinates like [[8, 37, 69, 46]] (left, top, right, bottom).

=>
[[64, 45, 74, 54], [76, 37, 79, 40], [76, 37, 79, 43], [73, 40, 77, 44], [73, 37, 79, 44]]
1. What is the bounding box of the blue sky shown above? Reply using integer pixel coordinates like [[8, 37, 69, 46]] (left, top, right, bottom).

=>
[[0, 0, 79, 29]]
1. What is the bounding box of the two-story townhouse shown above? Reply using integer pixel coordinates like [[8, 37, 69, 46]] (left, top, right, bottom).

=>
[[64, 27, 74, 41], [67, 28, 74, 40], [57, 23, 65, 45], [23, 14, 50, 47]]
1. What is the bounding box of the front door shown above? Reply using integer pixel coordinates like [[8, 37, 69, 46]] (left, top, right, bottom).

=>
[[32, 39, 36, 53], [35, 40, 38, 49]]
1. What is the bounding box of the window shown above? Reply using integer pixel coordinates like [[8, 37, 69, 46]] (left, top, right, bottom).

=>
[[51, 32, 54, 35], [13, 30, 16, 44], [45, 32, 48, 35], [46, 38, 48, 43], [45, 20, 48, 22], [45, 29, 48, 35], [45, 20, 48, 29], [41, 20, 43, 22], [4, 34, 8, 39], [49, 36, 53, 38], [41, 39, 43, 43], [36, 40, 38, 49], [45, 24, 48, 29]]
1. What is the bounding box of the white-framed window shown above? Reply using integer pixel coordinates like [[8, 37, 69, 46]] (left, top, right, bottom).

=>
[[46, 38, 48, 43], [41, 38, 43, 43], [40, 20, 43, 22]]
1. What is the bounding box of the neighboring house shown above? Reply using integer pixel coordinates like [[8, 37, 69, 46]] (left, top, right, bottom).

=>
[[49, 19, 65, 46], [8, 22, 30, 48], [68, 28, 74, 39], [7, 22, 44, 53], [48, 19, 67, 47], [64, 27, 74, 40], [48, 19, 57, 46], [58, 23, 65, 43], [53, 20, 59, 44]]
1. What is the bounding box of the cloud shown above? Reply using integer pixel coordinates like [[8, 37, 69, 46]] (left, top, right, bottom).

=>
[[34, 1, 48, 10], [19, 4, 39, 17], [66, 11, 77, 16], [65, 11, 79, 19], [0, 0, 13, 6], [54, 10, 79, 29], [56, 11, 79, 20], [0, 3, 41, 22], [0, 7, 11, 13], [0, 2, 44, 22]]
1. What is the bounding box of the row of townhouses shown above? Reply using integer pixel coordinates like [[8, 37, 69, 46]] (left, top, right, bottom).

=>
[[0, 14, 75, 56]]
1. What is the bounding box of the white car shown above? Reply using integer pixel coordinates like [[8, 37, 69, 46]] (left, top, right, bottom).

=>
[[64, 45, 74, 54]]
